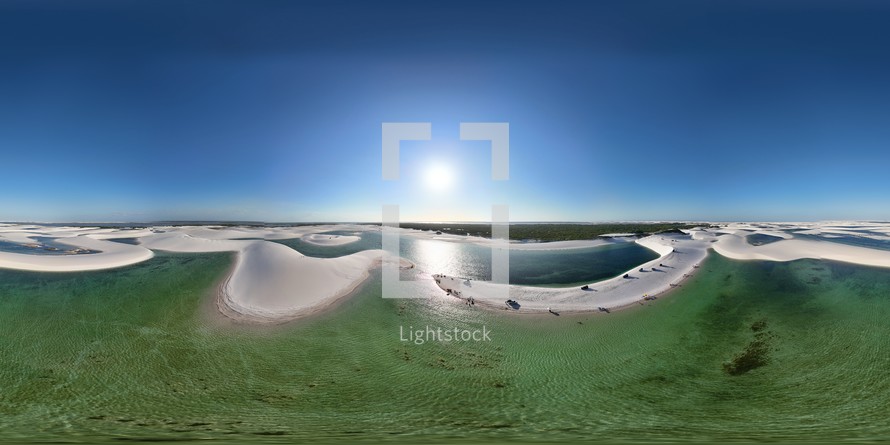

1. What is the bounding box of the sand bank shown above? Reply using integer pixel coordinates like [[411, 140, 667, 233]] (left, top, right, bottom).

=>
[[221, 244, 409, 321], [6, 222, 890, 320], [712, 231, 890, 267], [430, 222, 890, 314], [0, 235, 154, 272], [0, 224, 397, 321], [433, 233, 710, 313], [302, 233, 361, 246], [398, 228, 622, 250]]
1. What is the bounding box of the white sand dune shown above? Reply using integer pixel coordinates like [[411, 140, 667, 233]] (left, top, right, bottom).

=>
[[399, 228, 619, 250], [0, 223, 396, 321], [87, 229, 157, 240], [4, 221, 890, 320], [139, 232, 253, 253], [0, 230, 45, 244], [0, 235, 154, 272], [430, 222, 890, 313], [753, 230, 794, 239], [502, 239, 618, 250], [222, 242, 393, 320], [302, 233, 361, 246], [171, 226, 307, 241], [713, 231, 890, 267], [434, 233, 710, 312]]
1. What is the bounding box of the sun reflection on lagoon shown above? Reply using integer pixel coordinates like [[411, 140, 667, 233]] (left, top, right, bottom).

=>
[[406, 238, 463, 276]]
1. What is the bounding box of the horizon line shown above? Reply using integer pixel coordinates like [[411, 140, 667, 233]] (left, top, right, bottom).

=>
[[3, 219, 888, 226]]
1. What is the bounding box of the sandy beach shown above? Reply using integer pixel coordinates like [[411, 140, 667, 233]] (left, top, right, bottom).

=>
[[5, 222, 890, 321], [433, 232, 710, 313], [397, 228, 623, 250], [429, 222, 890, 313], [0, 224, 408, 321], [711, 226, 890, 267], [0, 238, 154, 272], [302, 233, 361, 246]]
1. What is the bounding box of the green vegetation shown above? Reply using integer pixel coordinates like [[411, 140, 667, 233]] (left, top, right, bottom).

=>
[[398, 222, 699, 242]]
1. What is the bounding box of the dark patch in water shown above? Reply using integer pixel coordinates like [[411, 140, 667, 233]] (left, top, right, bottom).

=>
[[750, 319, 767, 332], [827, 261, 890, 301], [640, 375, 671, 384], [724, 329, 777, 375]]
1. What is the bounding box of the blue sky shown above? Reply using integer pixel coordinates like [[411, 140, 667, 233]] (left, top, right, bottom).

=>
[[1, 0, 890, 222]]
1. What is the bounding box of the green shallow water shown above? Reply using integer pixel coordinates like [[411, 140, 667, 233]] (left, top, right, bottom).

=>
[[1, 252, 890, 443]]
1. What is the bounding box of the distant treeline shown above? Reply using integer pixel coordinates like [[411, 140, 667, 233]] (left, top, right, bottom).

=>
[[398, 223, 700, 242]]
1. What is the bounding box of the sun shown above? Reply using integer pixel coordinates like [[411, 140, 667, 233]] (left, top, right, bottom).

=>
[[423, 163, 454, 192]]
